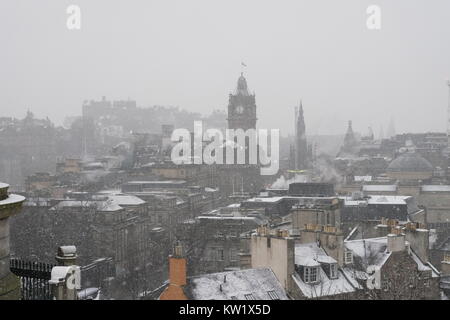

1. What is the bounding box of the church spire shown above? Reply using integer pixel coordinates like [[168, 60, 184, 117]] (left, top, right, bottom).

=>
[[343, 120, 357, 152], [295, 100, 307, 170]]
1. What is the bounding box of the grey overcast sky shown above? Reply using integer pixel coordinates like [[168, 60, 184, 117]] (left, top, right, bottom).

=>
[[1, 0, 450, 136]]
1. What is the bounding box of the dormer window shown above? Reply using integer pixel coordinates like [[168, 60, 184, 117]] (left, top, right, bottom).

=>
[[304, 266, 319, 283], [329, 263, 338, 279], [316, 256, 339, 280]]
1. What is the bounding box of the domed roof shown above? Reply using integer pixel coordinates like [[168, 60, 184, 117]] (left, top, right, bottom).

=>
[[387, 152, 433, 172]]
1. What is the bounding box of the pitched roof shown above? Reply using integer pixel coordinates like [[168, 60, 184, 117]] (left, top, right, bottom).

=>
[[344, 237, 391, 268], [293, 242, 359, 298], [184, 268, 289, 300]]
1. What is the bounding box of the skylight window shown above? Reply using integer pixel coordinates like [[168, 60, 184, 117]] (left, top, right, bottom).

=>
[[267, 290, 280, 300], [244, 293, 256, 300]]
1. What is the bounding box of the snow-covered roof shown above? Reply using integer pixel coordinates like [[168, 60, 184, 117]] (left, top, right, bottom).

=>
[[341, 195, 410, 206], [50, 200, 123, 212], [292, 269, 357, 298], [421, 185, 450, 192], [345, 236, 440, 278], [316, 255, 338, 264], [186, 268, 288, 300], [295, 243, 328, 266], [96, 189, 122, 195], [126, 180, 187, 185], [107, 194, 146, 206], [292, 242, 358, 298], [196, 215, 267, 225], [345, 237, 391, 268], [244, 197, 284, 203], [355, 176, 372, 182], [410, 250, 440, 278], [362, 185, 397, 192], [293, 243, 357, 298], [367, 195, 409, 205]]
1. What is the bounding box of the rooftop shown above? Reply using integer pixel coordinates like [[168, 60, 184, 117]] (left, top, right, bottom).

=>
[[362, 185, 397, 192], [293, 242, 358, 298], [50, 200, 123, 212], [387, 152, 433, 173], [421, 185, 450, 192], [341, 195, 411, 206], [185, 268, 288, 300]]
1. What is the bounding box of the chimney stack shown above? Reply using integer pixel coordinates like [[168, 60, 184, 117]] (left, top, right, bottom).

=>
[[387, 233, 406, 253], [169, 242, 186, 287], [49, 246, 80, 300], [404, 228, 429, 263], [159, 241, 188, 300], [55, 246, 78, 266]]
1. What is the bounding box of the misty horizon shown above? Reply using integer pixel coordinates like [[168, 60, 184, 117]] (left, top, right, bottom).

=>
[[2, 0, 450, 136]]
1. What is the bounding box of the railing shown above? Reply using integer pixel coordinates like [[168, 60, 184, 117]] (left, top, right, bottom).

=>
[[10, 257, 115, 300], [10, 259, 54, 300]]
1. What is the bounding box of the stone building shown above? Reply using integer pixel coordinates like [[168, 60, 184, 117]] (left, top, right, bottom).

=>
[[0, 182, 25, 299], [344, 228, 440, 300], [217, 73, 264, 195], [194, 209, 267, 274], [227, 73, 257, 131], [9, 190, 169, 299], [249, 221, 441, 300], [157, 244, 288, 300]]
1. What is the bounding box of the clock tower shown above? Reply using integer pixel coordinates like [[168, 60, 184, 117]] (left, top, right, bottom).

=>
[[227, 73, 257, 130]]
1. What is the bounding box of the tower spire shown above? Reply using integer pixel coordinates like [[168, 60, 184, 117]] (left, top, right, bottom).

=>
[[295, 100, 307, 170]]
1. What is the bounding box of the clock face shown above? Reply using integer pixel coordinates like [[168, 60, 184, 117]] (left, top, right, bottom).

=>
[[236, 105, 244, 114]]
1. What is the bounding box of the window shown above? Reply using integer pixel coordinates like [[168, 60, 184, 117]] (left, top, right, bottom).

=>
[[216, 231, 224, 238], [329, 264, 338, 279], [304, 267, 318, 283], [267, 290, 280, 300], [344, 250, 353, 265], [230, 248, 238, 262], [217, 249, 224, 261]]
